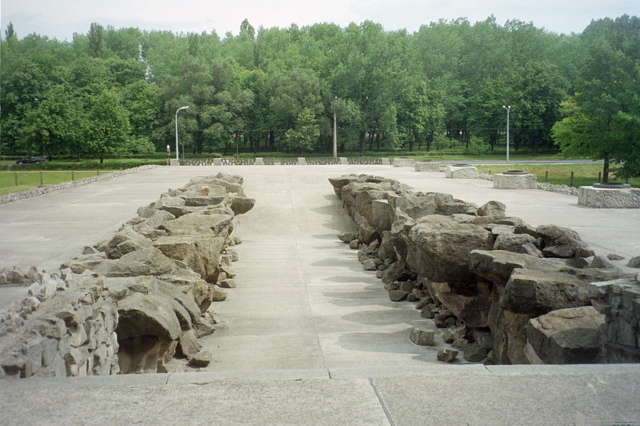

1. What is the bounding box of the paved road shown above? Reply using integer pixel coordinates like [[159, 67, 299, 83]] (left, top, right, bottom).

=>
[[1, 165, 639, 424]]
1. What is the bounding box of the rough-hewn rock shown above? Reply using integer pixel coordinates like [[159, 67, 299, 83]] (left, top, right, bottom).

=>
[[526, 306, 604, 364], [500, 268, 604, 317], [536, 224, 594, 258], [407, 216, 493, 284]]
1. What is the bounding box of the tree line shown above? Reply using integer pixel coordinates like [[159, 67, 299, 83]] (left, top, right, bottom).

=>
[[1, 15, 638, 175]]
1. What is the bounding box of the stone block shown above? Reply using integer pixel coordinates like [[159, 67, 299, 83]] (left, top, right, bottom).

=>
[[169, 159, 180, 167], [578, 186, 640, 208], [297, 157, 306, 165], [437, 349, 458, 362], [410, 320, 437, 346], [380, 158, 390, 165], [445, 165, 479, 179], [339, 157, 348, 165], [254, 157, 264, 165], [415, 161, 440, 172], [493, 173, 537, 189], [213, 158, 222, 166], [393, 157, 416, 167]]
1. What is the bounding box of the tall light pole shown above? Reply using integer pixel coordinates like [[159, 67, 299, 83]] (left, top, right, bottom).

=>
[[333, 97, 338, 159], [502, 105, 511, 164], [175, 106, 189, 162]]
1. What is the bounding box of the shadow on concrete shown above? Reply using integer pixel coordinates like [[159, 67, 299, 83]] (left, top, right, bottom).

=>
[[340, 310, 417, 327], [336, 328, 417, 354]]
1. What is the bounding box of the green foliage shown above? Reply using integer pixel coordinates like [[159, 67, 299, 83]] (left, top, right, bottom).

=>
[[468, 136, 490, 156], [85, 90, 132, 162], [553, 15, 640, 179], [284, 108, 320, 153], [2, 15, 638, 164]]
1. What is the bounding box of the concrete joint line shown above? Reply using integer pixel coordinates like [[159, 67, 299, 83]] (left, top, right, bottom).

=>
[[368, 377, 395, 426]]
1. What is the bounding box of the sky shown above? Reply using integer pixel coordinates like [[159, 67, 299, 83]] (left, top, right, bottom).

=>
[[1, 0, 639, 41]]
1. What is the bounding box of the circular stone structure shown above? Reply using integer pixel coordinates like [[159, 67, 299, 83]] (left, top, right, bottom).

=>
[[578, 185, 640, 208], [593, 182, 631, 189], [445, 165, 479, 179], [493, 172, 537, 189], [393, 157, 416, 167], [415, 161, 440, 172]]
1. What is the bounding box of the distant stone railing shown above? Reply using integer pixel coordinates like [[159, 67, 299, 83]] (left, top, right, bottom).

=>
[[0, 166, 158, 206]]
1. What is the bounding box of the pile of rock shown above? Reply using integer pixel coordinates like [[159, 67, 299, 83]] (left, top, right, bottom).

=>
[[0, 269, 119, 377], [330, 174, 638, 365], [0, 172, 254, 377]]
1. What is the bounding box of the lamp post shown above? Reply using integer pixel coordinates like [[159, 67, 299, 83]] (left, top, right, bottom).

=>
[[502, 105, 510, 164], [175, 106, 189, 162], [333, 97, 338, 159]]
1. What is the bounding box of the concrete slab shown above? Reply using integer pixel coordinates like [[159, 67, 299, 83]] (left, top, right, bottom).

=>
[[0, 376, 389, 425], [1, 164, 640, 424]]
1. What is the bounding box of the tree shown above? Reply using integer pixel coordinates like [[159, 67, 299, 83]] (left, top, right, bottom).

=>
[[85, 90, 131, 162], [284, 107, 320, 153], [88, 23, 105, 58], [553, 15, 640, 179]]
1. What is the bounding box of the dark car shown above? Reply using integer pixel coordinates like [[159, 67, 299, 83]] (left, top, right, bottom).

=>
[[16, 156, 48, 164]]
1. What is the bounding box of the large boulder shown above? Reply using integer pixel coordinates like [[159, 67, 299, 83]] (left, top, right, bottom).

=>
[[407, 216, 493, 284], [160, 210, 234, 237], [389, 193, 438, 219], [154, 235, 226, 283], [526, 306, 604, 364], [499, 268, 603, 317], [492, 233, 539, 253], [477, 200, 506, 218], [469, 250, 566, 287], [96, 226, 154, 259], [536, 224, 594, 258], [371, 199, 394, 233]]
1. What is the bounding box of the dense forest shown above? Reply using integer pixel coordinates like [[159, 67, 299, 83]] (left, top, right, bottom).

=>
[[1, 15, 638, 174]]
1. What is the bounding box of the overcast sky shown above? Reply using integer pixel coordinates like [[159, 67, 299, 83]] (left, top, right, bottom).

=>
[[2, 0, 638, 41]]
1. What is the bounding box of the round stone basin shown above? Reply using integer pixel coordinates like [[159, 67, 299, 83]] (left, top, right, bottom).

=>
[[502, 170, 528, 175], [593, 182, 631, 189]]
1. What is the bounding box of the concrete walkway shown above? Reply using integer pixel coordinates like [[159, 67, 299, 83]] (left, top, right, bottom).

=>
[[1, 165, 640, 424]]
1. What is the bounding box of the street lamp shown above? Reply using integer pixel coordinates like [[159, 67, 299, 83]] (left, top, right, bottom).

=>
[[333, 97, 338, 159], [175, 106, 189, 162], [502, 105, 511, 164]]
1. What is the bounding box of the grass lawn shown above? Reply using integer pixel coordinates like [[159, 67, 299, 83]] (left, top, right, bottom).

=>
[[474, 164, 640, 188], [0, 170, 112, 196]]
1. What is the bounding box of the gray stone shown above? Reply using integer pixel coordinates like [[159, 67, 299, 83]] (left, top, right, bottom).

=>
[[388, 289, 409, 302], [188, 350, 212, 367], [500, 268, 602, 317], [437, 349, 458, 362], [591, 255, 616, 269], [477, 200, 506, 218], [536, 224, 594, 259], [526, 306, 604, 364], [407, 216, 493, 284], [445, 165, 479, 179], [626, 256, 640, 268], [578, 186, 640, 208], [410, 327, 436, 346], [338, 232, 357, 243], [464, 343, 489, 362], [493, 173, 537, 189]]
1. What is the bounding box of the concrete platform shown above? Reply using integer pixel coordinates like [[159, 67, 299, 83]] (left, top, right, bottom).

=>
[[1, 165, 640, 424]]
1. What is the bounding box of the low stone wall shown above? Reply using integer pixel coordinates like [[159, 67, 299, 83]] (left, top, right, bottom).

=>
[[591, 278, 640, 362], [329, 174, 640, 365], [0, 270, 119, 377], [0, 172, 255, 378], [493, 173, 537, 189], [578, 186, 640, 208], [0, 165, 158, 206]]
